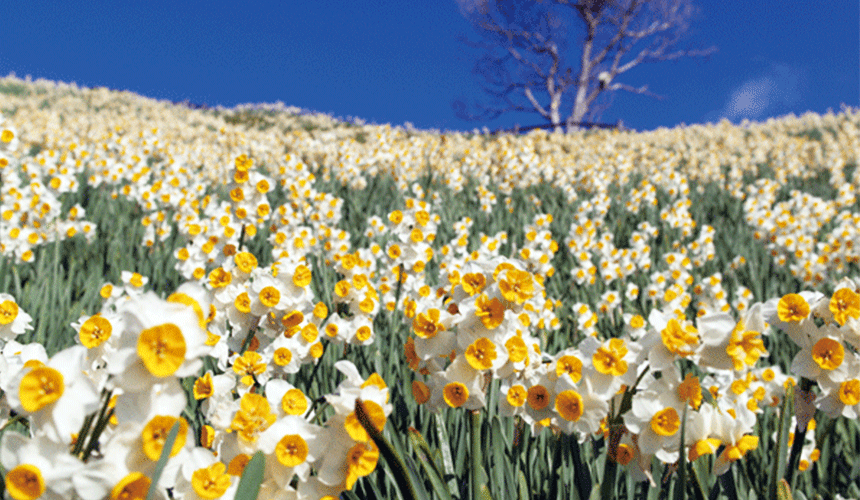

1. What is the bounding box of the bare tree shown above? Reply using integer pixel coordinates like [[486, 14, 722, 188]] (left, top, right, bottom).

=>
[[453, 0, 716, 132]]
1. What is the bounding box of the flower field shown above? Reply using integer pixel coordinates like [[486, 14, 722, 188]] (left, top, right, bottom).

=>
[[0, 74, 859, 500]]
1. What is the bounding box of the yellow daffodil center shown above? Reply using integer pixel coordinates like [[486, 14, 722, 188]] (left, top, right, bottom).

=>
[[726, 325, 767, 371], [661, 318, 698, 357], [459, 273, 485, 296], [689, 438, 722, 462], [498, 269, 535, 304], [412, 380, 431, 404], [80, 314, 112, 348], [137, 323, 186, 377], [720, 435, 759, 462], [556, 355, 583, 382], [281, 388, 308, 415], [293, 265, 312, 288], [830, 288, 860, 326], [615, 444, 635, 465], [777, 293, 809, 322], [413, 309, 444, 339], [208, 267, 232, 288], [111, 472, 150, 500], [527, 384, 550, 410], [650, 407, 680, 436], [504, 336, 527, 364], [345, 442, 379, 490], [812, 338, 844, 370], [191, 463, 231, 499], [193, 372, 214, 400], [273, 347, 292, 366], [276, 434, 309, 467], [443, 382, 469, 408], [259, 286, 280, 308], [233, 351, 266, 386], [141, 416, 188, 461], [555, 390, 584, 422], [506, 385, 527, 407], [5, 464, 45, 500], [230, 393, 276, 443], [475, 293, 505, 329], [19, 366, 64, 412], [465, 337, 497, 370], [234, 252, 257, 274], [677, 373, 703, 409], [234, 292, 251, 314], [592, 338, 628, 376], [0, 300, 19, 325], [839, 379, 860, 406]]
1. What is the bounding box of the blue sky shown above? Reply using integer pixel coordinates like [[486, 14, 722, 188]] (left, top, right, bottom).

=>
[[1, 1, 857, 133]]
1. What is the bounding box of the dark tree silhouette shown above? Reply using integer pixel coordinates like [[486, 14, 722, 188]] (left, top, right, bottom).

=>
[[453, 0, 716, 132]]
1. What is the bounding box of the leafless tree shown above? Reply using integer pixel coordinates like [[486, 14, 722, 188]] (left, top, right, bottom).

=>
[[453, 0, 716, 132]]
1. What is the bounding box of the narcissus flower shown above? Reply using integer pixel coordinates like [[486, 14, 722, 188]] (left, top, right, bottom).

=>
[[3, 345, 99, 445], [0, 293, 33, 341], [1, 433, 82, 500], [258, 415, 323, 486], [107, 292, 210, 392]]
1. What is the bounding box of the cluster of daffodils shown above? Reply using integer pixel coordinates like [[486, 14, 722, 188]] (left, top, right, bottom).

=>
[[0, 271, 399, 500], [403, 251, 817, 481], [172, 154, 276, 281], [406, 258, 557, 414], [0, 115, 97, 263], [744, 179, 860, 285], [764, 280, 860, 420]]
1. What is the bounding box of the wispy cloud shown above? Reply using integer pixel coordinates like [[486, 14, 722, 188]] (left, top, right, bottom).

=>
[[455, 0, 489, 17], [705, 63, 806, 124]]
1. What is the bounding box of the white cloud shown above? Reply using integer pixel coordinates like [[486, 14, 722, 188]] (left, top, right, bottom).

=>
[[706, 63, 806, 124], [723, 76, 776, 120], [455, 0, 489, 17]]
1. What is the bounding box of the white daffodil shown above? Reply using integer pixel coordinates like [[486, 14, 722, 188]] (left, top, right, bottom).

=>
[[0, 293, 33, 341], [258, 415, 324, 487], [3, 345, 100, 445], [552, 375, 608, 439], [107, 292, 210, 392], [1, 432, 82, 500], [172, 447, 238, 500]]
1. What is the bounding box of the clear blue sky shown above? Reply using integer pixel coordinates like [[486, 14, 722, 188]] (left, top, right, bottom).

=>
[[1, 1, 857, 133]]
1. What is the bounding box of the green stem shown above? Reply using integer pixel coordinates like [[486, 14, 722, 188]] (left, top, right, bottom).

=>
[[785, 378, 815, 486], [355, 399, 418, 500], [11, 265, 21, 301], [470, 410, 483, 500], [601, 428, 620, 500]]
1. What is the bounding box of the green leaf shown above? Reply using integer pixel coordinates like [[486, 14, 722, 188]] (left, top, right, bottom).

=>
[[769, 383, 794, 499], [434, 413, 459, 494], [234, 451, 265, 500], [144, 420, 180, 500], [355, 398, 419, 500], [674, 405, 688, 500], [409, 429, 453, 500], [776, 479, 792, 500], [480, 483, 494, 500], [518, 471, 529, 500], [409, 427, 445, 482]]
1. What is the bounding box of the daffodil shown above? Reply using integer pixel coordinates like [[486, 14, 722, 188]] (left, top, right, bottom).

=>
[[3, 345, 100, 445], [1, 433, 82, 500], [172, 447, 237, 500], [0, 293, 33, 341], [258, 415, 323, 487], [107, 292, 210, 392], [551, 376, 608, 437]]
